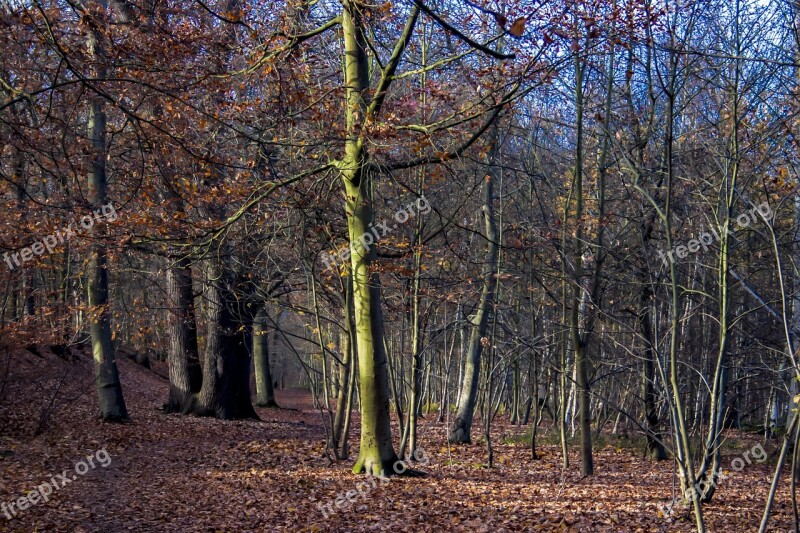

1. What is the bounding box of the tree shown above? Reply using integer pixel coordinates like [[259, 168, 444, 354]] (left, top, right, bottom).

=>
[[86, 0, 129, 422], [449, 127, 500, 444]]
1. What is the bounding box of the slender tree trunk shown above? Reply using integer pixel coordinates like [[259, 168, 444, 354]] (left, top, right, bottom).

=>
[[15, 153, 33, 320], [340, 318, 358, 459], [449, 129, 500, 444], [400, 176, 425, 458], [570, 42, 593, 476], [334, 274, 358, 458], [639, 41, 705, 528], [87, 1, 127, 421], [400, 243, 424, 459], [641, 284, 666, 460], [332, 325, 351, 457], [696, 20, 742, 500], [254, 307, 278, 408], [559, 273, 570, 468], [786, 0, 800, 441], [439, 304, 457, 423]]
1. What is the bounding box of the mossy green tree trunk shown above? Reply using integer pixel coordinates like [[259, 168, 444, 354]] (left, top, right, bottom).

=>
[[337, 0, 419, 475], [343, 167, 398, 474]]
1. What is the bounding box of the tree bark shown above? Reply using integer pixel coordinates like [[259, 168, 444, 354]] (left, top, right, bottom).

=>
[[87, 0, 128, 421], [449, 130, 500, 444], [196, 260, 258, 420], [165, 256, 202, 413], [570, 40, 593, 476], [254, 307, 278, 408], [339, 0, 417, 474]]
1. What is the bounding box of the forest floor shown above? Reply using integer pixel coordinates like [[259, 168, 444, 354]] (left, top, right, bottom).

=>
[[0, 344, 795, 532]]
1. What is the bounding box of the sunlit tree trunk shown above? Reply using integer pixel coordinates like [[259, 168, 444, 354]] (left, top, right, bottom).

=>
[[338, 0, 419, 474]]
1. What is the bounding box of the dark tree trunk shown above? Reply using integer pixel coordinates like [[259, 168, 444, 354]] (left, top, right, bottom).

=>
[[195, 260, 258, 420], [254, 307, 278, 408], [165, 257, 202, 413], [87, 1, 128, 421], [640, 286, 667, 460]]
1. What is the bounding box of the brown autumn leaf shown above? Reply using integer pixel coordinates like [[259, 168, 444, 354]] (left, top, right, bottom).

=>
[[509, 17, 526, 37]]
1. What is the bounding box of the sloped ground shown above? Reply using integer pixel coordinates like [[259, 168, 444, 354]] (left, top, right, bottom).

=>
[[0, 346, 794, 532]]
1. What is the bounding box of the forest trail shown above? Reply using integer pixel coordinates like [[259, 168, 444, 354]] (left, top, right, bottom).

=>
[[0, 346, 793, 531]]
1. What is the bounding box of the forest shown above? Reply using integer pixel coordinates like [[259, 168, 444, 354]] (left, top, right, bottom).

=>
[[1, 0, 800, 531]]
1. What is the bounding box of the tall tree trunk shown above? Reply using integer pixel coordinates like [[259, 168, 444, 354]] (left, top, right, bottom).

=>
[[696, 13, 742, 499], [87, 0, 127, 421], [449, 130, 500, 444], [191, 0, 257, 421], [400, 198, 424, 460], [345, 168, 398, 474], [636, 32, 705, 527], [196, 260, 225, 417], [339, 0, 416, 474], [786, 0, 800, 442], [570, 40, 593, 476], [196, 261, 258, 420]]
